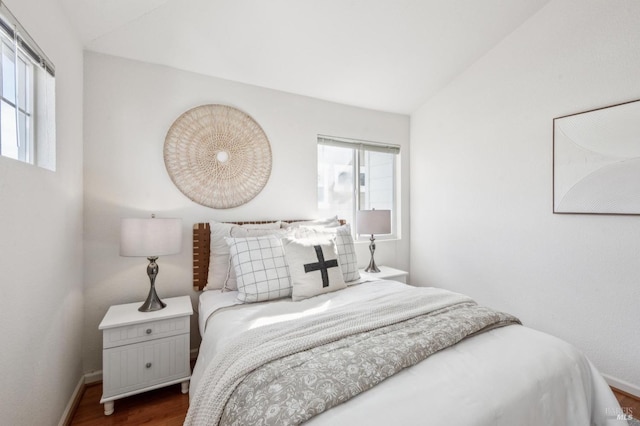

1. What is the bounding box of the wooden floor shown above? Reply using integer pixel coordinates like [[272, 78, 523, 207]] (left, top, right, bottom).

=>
[[69, 383, 640, 425], [614, 387, 640, 419], [69, 383, 189, 425]]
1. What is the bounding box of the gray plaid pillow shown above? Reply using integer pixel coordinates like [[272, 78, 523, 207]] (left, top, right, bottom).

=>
[[225, 235, 291, 303], [334, 225, 360, 282]]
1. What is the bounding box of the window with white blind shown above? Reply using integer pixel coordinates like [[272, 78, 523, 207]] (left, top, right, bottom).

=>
[[317, 135, 400, 238], [0, 3, 55, 170]]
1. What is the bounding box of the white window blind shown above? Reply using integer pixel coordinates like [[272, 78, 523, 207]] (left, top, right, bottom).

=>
[[317, 135, 400, 155]]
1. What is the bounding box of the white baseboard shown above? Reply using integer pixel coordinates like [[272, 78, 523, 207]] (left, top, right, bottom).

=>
[[603, 374, 640, 398], [58, 376, 84, 426], [84, 370, 103, 384]]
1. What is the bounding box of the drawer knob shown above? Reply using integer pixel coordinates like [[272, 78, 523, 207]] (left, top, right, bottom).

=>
[[145, 329, 152, 335], [146, 362, 152, 369]]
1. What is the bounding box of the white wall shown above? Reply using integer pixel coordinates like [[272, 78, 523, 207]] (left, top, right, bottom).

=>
[[411, 0, 640, 393], [83, 52, 410, 373], [0, 0, 84, 424]]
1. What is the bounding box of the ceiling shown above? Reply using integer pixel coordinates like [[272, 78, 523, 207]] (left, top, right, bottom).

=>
[[60, 0, 550, 114]]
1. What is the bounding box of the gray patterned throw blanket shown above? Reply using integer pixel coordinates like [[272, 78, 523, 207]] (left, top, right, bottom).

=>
[[185, 287, 520, 426]]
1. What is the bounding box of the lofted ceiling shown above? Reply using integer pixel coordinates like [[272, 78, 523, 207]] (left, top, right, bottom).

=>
[[60, 0, 550, 114]]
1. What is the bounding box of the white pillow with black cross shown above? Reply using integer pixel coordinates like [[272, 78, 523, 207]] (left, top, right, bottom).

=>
[[283, 237, 347, 301]]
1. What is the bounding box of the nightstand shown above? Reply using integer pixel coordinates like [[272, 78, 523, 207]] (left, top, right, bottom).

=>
[[98, 296, 193, 415], [359, 265, 408, 283]]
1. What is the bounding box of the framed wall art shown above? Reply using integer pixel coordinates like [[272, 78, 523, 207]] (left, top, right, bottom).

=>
[[553, 99, 640, 215]]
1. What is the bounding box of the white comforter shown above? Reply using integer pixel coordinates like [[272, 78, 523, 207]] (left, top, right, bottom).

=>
[[192, 281, 622, 426]]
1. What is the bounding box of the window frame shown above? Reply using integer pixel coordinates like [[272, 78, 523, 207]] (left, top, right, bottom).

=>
[[0, 2, 55, 170], [317, 135, 400, 241], [0, 36, 34, 162]]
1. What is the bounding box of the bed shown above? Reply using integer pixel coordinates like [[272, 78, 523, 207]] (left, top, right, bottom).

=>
[[186, 220, 623, 426]]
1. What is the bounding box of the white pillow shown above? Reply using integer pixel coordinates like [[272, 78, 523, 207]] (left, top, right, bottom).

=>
[[230, 227, 285, 238], [225, 235, 291, 303], [283, 238, 346, 301], [204, 221, 284, 291], [204, 222, 235, 291], [287, 224, 360, 283]]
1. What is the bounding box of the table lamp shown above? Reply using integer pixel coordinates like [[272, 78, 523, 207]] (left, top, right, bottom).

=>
[[120, 215, 182, 312], [356, 209, 391, 273]]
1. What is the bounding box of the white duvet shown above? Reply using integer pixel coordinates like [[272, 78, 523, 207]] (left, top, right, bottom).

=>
[[191, 281, 623, 426]]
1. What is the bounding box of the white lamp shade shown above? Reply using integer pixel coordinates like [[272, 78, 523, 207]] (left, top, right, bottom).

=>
[[356, 210, 391, 235], [120, 218, 183, 257]]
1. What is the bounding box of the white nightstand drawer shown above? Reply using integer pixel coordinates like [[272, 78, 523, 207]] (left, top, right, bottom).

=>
[[102, 333, 190, 399], [103, 316, 189, 349]]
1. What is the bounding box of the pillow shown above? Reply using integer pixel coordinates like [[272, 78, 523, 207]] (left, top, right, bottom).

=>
[[287, 224, 360, 283], [283, 238, 346, 301], [230, 227, 285, 238], [333, 225, 360, 282], [204, 221, 285, 291], [225, 235, 291, 303], [204, 222, 235, 291], [224, 227, 287, 291], [240, 221, 281, 229]]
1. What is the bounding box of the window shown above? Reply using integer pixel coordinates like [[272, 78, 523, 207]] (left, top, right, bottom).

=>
[[0, 3, 55, 170], [317, 135, 400, 238]]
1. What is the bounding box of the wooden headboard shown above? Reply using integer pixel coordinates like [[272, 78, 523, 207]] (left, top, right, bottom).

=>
[[193, 220, 345, 291], [193, 223, 212, 291]]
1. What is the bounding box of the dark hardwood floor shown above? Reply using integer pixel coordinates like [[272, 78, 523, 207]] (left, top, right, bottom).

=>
[[68, 382, 640, 425]]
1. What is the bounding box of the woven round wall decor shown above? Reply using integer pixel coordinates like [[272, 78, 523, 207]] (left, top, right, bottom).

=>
[[164, 104, 272, 209]]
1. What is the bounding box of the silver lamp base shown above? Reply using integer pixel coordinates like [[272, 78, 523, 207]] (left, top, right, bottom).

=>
[[364, 235, 381, 273], [139, 257, 166, 312], [139, 285, 166, 312]]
